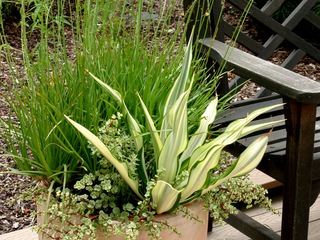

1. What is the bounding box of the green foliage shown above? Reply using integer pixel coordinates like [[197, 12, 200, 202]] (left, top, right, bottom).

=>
[[2, 0, 207, 186], [2, 0, 280, 239], [33, 152, 276, 239], [73, 113, 139, 216], [313, 0, 320, 15], [67, 39, 283, 214]]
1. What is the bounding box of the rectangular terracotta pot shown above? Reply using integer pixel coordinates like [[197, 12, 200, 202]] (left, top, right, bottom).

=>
[[37, 200, 208, 240]]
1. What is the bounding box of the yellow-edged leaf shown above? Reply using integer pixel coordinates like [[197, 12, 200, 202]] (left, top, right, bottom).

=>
[[123, 105, 143, 150], [179, 98, 218, 166], [201, 134, 268, 195], [239, 119, 284, 138], [87, 71, 122, 103], [137, 93, 163, 159], [225, 103, 284, 134], [87, 71, 143, 150], [160, 37, 193, 141], [158, 89, 189, 182], [181, 145, 223, 200], [152, 180, 181, 214], [232, 135, 268, 177], [65, 115, 143, 199]]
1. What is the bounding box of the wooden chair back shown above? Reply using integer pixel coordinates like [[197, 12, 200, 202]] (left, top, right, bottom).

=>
[[183, 1, 320, 239]]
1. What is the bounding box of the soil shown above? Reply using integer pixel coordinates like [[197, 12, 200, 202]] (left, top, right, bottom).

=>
[[0, 16, 38, 234], [0, 1, 319, 236]]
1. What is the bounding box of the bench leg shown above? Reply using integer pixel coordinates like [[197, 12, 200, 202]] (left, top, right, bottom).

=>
[[282, 99, 317, 240]]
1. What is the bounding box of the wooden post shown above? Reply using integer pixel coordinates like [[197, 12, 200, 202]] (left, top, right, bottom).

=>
[[282, 98, 317, 240]]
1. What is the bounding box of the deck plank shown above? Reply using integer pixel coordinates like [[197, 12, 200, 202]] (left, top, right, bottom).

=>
[[208, 169, 320, 240], [209, 198, 320, 239], [0, 227, 37, 240]]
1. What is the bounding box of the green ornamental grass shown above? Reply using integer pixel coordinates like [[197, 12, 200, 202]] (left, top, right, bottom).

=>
[[1, 0, 216, 187]]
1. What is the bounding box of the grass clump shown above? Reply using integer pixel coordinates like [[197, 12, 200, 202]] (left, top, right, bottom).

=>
[[1, 0, 216, 188]]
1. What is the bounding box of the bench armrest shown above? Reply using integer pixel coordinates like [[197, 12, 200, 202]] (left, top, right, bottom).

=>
[[200, 38, 320, 104]]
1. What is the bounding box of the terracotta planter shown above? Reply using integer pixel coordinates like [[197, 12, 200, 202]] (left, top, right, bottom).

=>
[[38, 200, 208, 240]]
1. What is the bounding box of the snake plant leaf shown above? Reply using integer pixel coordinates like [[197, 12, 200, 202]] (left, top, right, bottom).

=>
[[202, 134, 269, 195], [65, 115, 143, 199], [186, 103, 284, 177], [180, 145, 223, 201], [208, 103, 284, 147], [137, 93, 163, 159], [124, 105, 144, 151], [87, 71, 143, 151], [188, 126, 246, 173], [225, 103, 284, 133], [179, 98, 218, 168], [188, 128, 241, 167], [87, 71, 122, 103], [152, 180, 182, 214], [239, 119, 284, 138], [160, 35, 193, 141], [157, 87, 190, 182], [231, 134, 269, 177], [180, 103, 284, 200]]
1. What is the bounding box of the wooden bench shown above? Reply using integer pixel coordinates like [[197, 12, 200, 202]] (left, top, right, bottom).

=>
[[183, 0, 320, 239]]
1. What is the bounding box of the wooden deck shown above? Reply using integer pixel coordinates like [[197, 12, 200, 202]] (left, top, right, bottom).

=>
[[0, 170, 319, 240], [208, 170, 320, 239], [208, 193, 320, 240]]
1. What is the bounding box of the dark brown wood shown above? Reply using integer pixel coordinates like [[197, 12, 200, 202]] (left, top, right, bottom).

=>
[[229, 0, 320, 60], [306, 11, 320, 28], [225, 211, 281, 240], [183, 1, 320, 239], [200, 39, 320, 104], [261, 0, 285, 16], [282, 99, 317, 239]]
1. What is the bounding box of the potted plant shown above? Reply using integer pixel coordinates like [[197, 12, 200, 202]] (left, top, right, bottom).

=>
[[1, 0, 281, 239], [33, 37, 281, 239]]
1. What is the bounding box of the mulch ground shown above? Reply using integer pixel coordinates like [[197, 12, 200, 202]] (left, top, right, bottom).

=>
[[0, 16, 38, 234], [0, 1, 319, 235]]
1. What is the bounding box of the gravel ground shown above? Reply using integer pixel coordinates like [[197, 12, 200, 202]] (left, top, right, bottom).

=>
[[0, 1, 319, 236], [0, 17, 38, 234]]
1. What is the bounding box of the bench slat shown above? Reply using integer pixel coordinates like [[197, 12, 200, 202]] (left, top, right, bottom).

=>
[[200, 39, 320, 103]]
